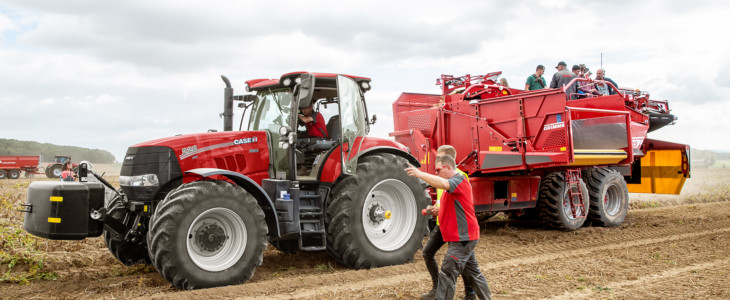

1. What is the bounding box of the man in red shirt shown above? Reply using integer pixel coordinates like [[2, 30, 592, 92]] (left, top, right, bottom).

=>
[[406, 155, 491, 300], [298, 104, 328, 138]]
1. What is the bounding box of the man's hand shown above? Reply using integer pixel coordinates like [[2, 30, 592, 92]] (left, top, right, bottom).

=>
[[298, 114, 313, 123], [426, 205, 439, 216], [404, 163, 422, 178]]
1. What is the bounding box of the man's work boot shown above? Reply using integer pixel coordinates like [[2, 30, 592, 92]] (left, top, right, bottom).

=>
[[462, 292, 477, 300], [420, 288, 437, 300]]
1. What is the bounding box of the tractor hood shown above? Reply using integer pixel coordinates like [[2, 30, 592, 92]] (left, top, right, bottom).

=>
[[121, 131, 272, 201]]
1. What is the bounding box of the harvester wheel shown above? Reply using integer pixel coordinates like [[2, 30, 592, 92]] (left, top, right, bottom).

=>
[[326, 153, 429, 269], [0, 170, 6, 179], [103, 195, 151, 266], [47, 164, 62, 178], [7, 169, 20, 179], [583, 168, 629, 227], [147, 180, 267, 290], [537, 172, 589, 230]]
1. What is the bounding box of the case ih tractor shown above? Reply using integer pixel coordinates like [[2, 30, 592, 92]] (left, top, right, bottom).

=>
[[44, 155, 77, 178], [22, 72, 429, 289], [392, 73, 690, 230]]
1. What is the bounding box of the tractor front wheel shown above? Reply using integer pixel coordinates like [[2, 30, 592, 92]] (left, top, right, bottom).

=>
[[103, 195, 151, 266], [584, 168, 629, 227], [537, 172, 589, 230], [147, 180, 268, 289], [326, 153, 429, 269]]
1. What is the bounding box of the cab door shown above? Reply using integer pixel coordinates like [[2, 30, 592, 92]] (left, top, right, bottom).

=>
[[336, 75, 367, 175]]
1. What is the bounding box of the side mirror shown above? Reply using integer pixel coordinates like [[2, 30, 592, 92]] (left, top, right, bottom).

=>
[[295, 73, 315, 108], [370, 114, 377, 125]]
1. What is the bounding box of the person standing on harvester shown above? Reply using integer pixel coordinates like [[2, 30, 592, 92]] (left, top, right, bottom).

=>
[[406, 155, 492, 300], [420, 145, 476, 300]]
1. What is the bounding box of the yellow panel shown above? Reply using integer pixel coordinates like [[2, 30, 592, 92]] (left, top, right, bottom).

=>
[[627, 150, 687, 195], [560, 147, 566, 151], [144, 205, 148, 212], [570, 149, 627, 166], [50, 196, 63, 202], [48, 217, 61, 223], [489, 146, 502, 152]]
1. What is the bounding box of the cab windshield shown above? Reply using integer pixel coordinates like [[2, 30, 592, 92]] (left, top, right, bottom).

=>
[[248, 88, 294, 132]]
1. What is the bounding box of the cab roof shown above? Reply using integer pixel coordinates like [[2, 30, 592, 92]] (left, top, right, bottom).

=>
[[245, 72, 371, 91]]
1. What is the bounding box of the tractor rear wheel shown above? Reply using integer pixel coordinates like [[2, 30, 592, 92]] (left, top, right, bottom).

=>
[[537, 172, 589, 230], [326, 153, 429, 269], [583, 168, 629, 227], [147, 180, 268, 290], [103, 195, 151, 266], [47, 164, 62, 178], [0, 170, 6, 179], [7, 169, 20, 179]]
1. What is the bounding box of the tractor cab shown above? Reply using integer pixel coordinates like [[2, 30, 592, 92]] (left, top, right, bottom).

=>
[[242, 72, 374, 181]]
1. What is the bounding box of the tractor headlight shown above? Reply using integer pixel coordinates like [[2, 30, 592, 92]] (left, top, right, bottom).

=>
[[282, 78, 292, 86], [120, 174, 160, 187]]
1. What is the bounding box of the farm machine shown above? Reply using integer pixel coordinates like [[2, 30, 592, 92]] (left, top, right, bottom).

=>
[[22, 72, 429, 289], [44, 155, 77, 178], [392, 72, 690, 230], [0, 155, 40, 179]]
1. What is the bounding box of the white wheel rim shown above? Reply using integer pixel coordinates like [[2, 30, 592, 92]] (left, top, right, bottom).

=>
[[52, 168, 62, 177], [604, 184, 623, 216], [186, 208, 247, 272], [362, 179, 417, 251]]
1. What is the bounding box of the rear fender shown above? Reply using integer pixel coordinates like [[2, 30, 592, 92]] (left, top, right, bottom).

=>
[[319, 146, 421, 184], [185, 168, 280, 238]]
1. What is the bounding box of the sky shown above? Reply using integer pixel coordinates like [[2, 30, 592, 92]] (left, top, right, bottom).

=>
[[2, 0, 730, 161]]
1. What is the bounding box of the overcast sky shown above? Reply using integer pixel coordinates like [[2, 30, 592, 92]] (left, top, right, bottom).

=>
[[2, 0, 730, 161]]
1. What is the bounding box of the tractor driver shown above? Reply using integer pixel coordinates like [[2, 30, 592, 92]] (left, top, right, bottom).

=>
[[298, 103, 328, 139]]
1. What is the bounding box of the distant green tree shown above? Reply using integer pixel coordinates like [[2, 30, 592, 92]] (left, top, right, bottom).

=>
[[0, 138, 115, 164]]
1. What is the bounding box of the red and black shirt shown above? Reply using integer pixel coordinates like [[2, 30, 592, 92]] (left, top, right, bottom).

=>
[[305, 112, 328, 138], [437, 173, 480, 242]]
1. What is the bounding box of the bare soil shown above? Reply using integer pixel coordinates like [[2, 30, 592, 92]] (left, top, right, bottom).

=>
[[1, 168, 729, 299]]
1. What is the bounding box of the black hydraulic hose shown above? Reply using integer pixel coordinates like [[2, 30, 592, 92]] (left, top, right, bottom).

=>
[[89, 170, 121, 197]]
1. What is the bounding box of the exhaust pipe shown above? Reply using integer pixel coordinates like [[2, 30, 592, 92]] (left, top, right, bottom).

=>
[[221, 75, 233, 131]]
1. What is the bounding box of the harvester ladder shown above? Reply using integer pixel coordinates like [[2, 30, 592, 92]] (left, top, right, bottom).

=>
[[566, 169, 586, 219]]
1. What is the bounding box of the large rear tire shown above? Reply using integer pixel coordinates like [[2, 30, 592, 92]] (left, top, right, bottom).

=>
[[326, 153, 429, 269], [103, 195, 151, 266], [583, 168, 629, 227], [0, 170, 6, 179], [47, 164, 62, 178], [147, 180, 268, 290], [537, 172, 589, 231]]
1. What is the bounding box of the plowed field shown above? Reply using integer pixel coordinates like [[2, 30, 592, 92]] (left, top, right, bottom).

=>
[[2, 168, 729, 299]]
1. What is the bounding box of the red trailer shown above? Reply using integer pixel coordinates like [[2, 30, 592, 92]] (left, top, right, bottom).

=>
[[392, 72, 689, 230], [0, 156, 41, 179]]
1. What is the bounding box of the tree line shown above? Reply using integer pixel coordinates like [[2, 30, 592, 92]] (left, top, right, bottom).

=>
[[0, 138, 116, 164]]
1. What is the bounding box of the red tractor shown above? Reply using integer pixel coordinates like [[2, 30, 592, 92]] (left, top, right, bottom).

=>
[[22, 72, 429, 289], [392, 72, 690, 230], [44, 155, 78, 178]]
